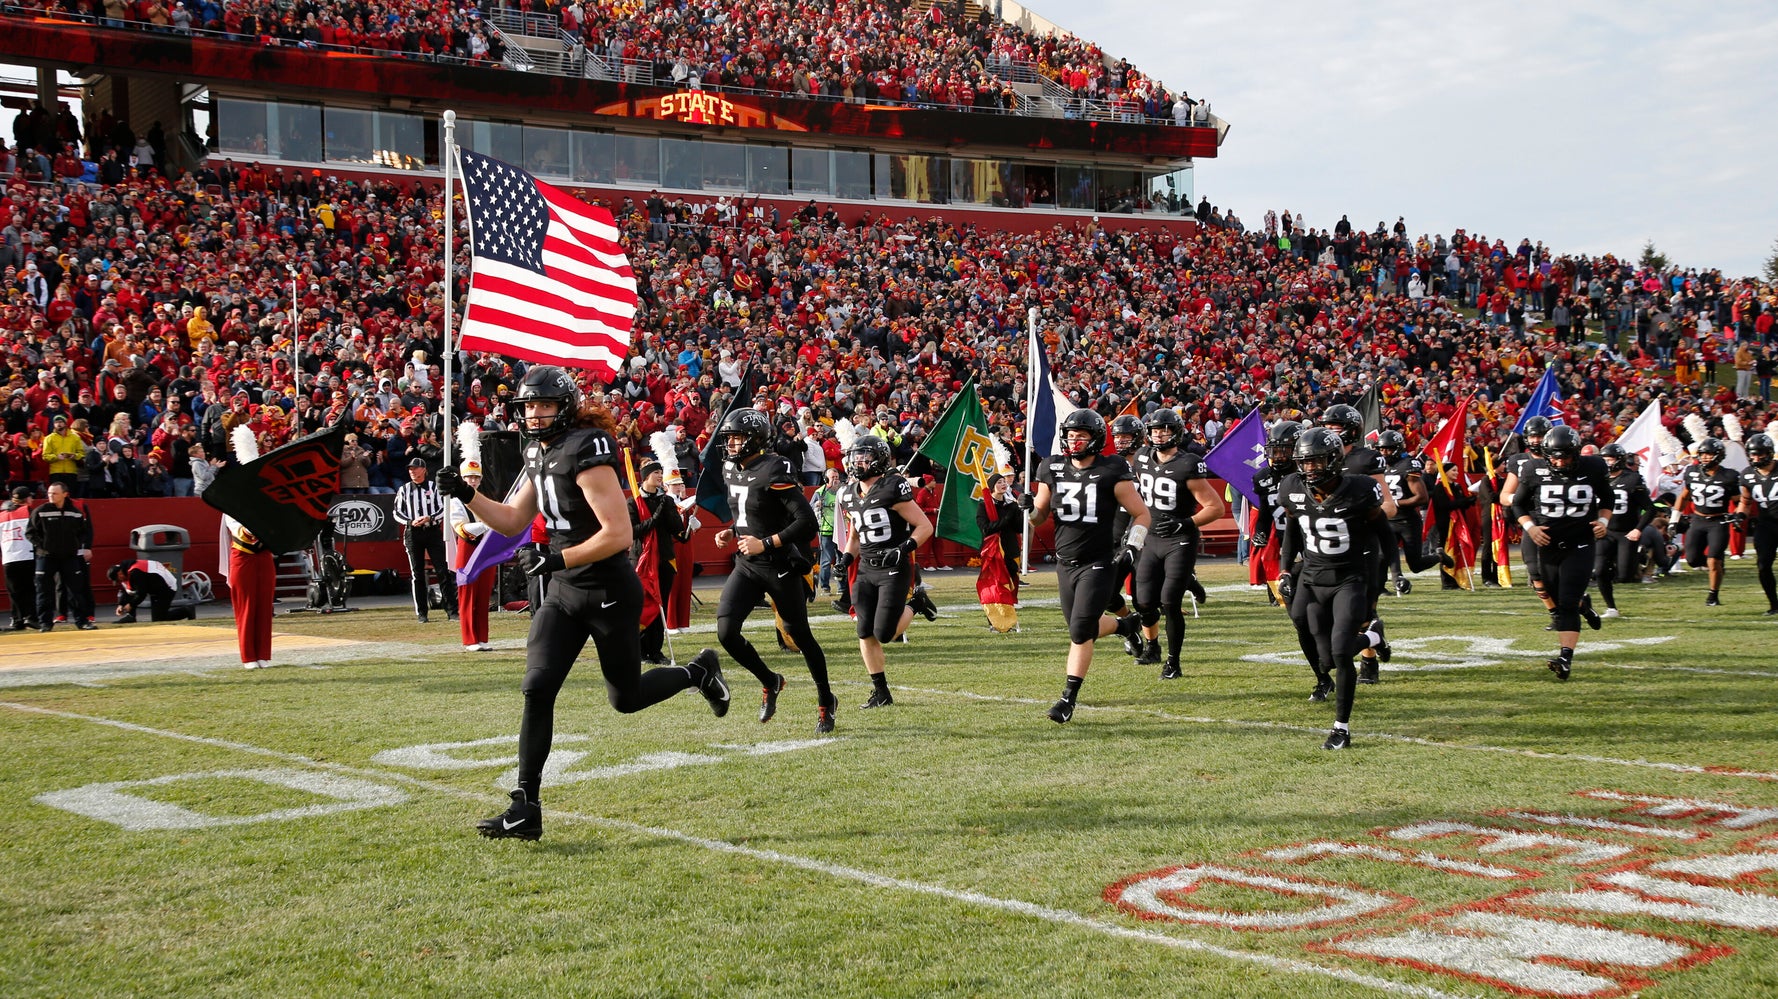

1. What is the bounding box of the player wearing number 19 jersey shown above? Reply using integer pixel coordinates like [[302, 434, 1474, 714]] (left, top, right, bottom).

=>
[[1511, 426, 1610, 681], [837, 434, 933, 710], [1027, 409, 1150, 724], [1738, 433, 1778, 614], [1677, 437, 1739, 606], [1130, 408, 1224, 679]]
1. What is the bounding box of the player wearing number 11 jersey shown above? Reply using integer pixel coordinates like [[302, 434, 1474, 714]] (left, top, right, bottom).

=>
[[1511, 426, 1610, 681], [1130, 408, 1225, 679]]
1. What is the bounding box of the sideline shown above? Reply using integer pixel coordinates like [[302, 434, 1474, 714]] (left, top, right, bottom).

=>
[[1, 700, 1470, 999]]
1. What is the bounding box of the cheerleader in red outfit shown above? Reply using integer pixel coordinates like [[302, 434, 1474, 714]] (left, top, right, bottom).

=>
[[450, 423, 495, 651]]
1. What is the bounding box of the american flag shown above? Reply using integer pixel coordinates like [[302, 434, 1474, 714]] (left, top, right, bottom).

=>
[[457, 149, 638, 380]]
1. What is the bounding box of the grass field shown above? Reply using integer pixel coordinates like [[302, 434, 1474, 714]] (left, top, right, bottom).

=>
[[4, 559, 1778, 999]]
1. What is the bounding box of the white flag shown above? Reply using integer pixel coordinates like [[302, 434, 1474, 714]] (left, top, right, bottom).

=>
[[1614, 401, 1663, 498]]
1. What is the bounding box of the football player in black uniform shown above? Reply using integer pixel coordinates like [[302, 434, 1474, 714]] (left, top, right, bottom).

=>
[[1510, 426, 1608, 681], [712, 407, 836, 734], [838, 435, 933, 710], [1130, 408, 1225, 678], [1739, 433, 1778, 615], [1254, 421, 1331, 696], [1676, 436, 1739, 606], [1277, 428, 1392, 749], [1498, 416, 1557, 622], [437, 366, 730, 841], [1378, 430, 1450, 594], [1106, 413, 1146, 653], [1023, 409, 1150, 723], [1321, 404, 1396, 683], [1595, 443, 1656, 618]]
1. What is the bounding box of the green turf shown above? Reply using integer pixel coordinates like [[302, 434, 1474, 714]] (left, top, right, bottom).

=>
[[4, 560, 1777, 998]]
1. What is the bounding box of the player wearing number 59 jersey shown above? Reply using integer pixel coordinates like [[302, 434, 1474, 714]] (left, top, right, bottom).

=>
[[837, 435, 933, 711], [1677, 437, 1739, 606], [436, 366, 730, 841], [1738, 433, 1778, 615], [1511, 426, 1610, 681], [1129, 408, 1224, 679], [1277, 428, 1392, 750], [713, 407, 835, 734], [1026, 409, 1149, 724]]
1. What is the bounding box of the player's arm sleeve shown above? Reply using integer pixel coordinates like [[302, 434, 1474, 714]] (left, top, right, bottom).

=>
[[1510, 482, 1535, 523], [1277, 504, 1300, 571], [1589, 468, 1611, 519], [769, 462, 817, 546], [1635, 483, 1658, 529]]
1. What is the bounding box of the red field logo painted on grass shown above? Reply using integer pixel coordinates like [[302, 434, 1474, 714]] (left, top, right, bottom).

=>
[[1106, 789, 1778, 997]]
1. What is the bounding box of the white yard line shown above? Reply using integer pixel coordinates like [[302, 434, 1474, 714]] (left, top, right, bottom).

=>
[[0, 700, 1472, 999]]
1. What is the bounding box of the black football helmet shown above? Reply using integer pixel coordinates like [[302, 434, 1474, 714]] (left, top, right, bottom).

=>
[[1110, 414, 1144, 456], [719, 407, 772, 462], [1321, 404, 1363, 447], [1293, 427, 1345, 488], [1598, 442, 1629, 474], [1521, 415, 1555, 455], [514, 365, 581, 442], [1542, 425, 1582, 473], [1144, 408, 1186, 451], [845, 434, 892, 480], [1696, 436, 1726, 468], [1265, 420, 1303, 469], [1748, 433, 1775, 468], [1060, 409, 1107, 459], [1377, 430, 1406, 461]]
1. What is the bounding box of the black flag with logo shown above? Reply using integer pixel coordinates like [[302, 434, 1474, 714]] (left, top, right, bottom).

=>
[[202, 420, 349, 555], [1354, 383, 1382, 446], [694, 367, 757, 521]]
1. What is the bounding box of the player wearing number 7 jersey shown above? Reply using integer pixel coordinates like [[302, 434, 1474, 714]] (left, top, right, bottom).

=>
[[1025, 409, 1150, 723], [1130, 408, 1225, 679], [713, 407, 836, 735], [1511, 426, 1611, 681], [436, 366, 731, 841]]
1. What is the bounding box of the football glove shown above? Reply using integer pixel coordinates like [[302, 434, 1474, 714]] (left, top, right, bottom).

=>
[[835, 551, 854, 570], [436, 467, 475, 502], [1277, 572, 1295, 602], [519, 546, 566, 578], [1112, 546, 1135, 577], [1017, 492, 1035, 511]]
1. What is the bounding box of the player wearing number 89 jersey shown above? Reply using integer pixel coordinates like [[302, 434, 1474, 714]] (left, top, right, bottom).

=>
[[1028, 409, 1150, 723], [1277, 428, 1390, 750], [1130, 408, 1225, 678], [1512, 426, 1610, 680], [838, 435, 933, 710], [1738, 433, 1778, 614], [1677, 437, 1739, 606]]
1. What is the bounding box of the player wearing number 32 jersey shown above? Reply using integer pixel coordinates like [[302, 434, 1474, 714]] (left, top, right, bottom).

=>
[[1511, 426, 1609, 682], [435, 366, 730, 842], [1026, 409, 1149, 725]]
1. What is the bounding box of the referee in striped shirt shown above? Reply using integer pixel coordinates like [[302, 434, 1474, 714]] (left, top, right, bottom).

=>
[[395, 457, 458, 624]]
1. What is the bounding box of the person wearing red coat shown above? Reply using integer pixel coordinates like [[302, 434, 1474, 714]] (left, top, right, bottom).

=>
[[225, 515, 275, 668]]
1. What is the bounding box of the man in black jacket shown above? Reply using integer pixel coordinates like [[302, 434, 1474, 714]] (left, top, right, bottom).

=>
[[27, 482, 95, 631]]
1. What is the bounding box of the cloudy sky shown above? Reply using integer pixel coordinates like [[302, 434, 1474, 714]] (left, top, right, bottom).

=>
[[1042, 0, 1778, 276]]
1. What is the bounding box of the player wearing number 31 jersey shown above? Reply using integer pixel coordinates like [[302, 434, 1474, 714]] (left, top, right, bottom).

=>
[[1511, 426, 1609, 681], [1129, 408, 1224, 679], [1025, 409, 1150, 724]]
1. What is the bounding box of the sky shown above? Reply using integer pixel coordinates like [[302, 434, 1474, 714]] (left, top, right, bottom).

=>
[[1041, 0, 1778, 277]]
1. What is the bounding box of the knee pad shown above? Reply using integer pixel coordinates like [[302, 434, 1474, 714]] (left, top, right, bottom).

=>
[[1138, 605, 1161, 628]]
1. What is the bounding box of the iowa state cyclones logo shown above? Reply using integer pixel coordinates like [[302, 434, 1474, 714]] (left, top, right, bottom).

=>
[[1105, 789, 1778, 997], [256, 443, 340, 520]]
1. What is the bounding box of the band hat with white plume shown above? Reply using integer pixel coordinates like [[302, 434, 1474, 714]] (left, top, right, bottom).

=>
[[833, 417, 857, 452], [1723, 413, 1744, 443], [231, 424, 260, 463], [649, 430, 681, 484], [456, 420, 484, 477], [990, 434, 1015, 477], [1683, 413, 1710, 452]]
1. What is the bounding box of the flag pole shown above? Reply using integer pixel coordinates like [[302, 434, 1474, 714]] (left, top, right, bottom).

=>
[[440, 110, 458, 562], [289, 265, 300, 400], [1022, 306, 1037, 577]]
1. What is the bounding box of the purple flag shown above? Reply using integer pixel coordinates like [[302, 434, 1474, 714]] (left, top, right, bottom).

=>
[[456, 528, 528, 587], [1203, 408, 1269, 510]]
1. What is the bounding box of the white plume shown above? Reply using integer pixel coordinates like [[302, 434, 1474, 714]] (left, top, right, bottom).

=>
[[1657, 427, 1686, 462], [833, 417, 857, 452], [1683, 413, 1709, 447], [231, 424, 260, 463], [456, 420, 483, 467], [649, 430, 679, 476], [1724, 413, 1744, 443], [991, 434, 1014, 476]]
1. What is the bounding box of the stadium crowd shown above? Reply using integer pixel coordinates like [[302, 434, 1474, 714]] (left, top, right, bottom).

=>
[[0, 100, 1774, 504], [1, 0, 1202, 121]]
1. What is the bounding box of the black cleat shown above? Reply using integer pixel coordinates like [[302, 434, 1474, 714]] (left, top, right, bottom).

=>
[[1122, 633, 1141, 658], [1580, 597, 1602, 631], [1159, 658, 1182, 680], [909, 586, 939, 622], [1705, 591, 1721, 607], [1766, 606, 1778, 617], [115, 613, 137, 625], [36, 623, 52, 633], [1358, 659, 1380, 684], [831, 598, 850, 615], [1395, 578, 1412, 596], [476, 789, 542, 840], [861, 687, 894, 710], [75, 620, 97, 631], [759, 672, 787, 723], [1548, 657, 1572, 681], [815, 699, 837, 735], [1048, 698, 1075, 724], [1115, 612, 1143, 649], [1544, 621, 1557, 631], [1310, 677, 1333, 702], [1135, 638, 1162, 665], [1187, 579, 1207, 603], [690, 649, 729, 718], [1322, 728, 1352, 750]]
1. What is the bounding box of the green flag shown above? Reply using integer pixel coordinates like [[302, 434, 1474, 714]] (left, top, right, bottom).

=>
[[914, 377, 996, 548]]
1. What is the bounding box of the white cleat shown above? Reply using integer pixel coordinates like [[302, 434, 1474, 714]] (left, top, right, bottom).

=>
[[1601, 608, 1620, 619]]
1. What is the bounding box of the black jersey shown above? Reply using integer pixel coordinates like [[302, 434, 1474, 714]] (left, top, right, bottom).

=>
[[1513, 456, 1611, 539], [1279, 472, 1385, 584], [1252, 466, 1288, 543], [1343, 446, 1387, 477], [1382, 455, 1424, 518], [1605, 470, 1656, 533], [1682, 465, 1741, 516], [723, 452, 818, 567], [1038, 453, 1133, 562], [1740, 466, 1778, 521], [1132, 446, 1205, 537], [839, 473, 916, 557], [525, 427, 625, 582]]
